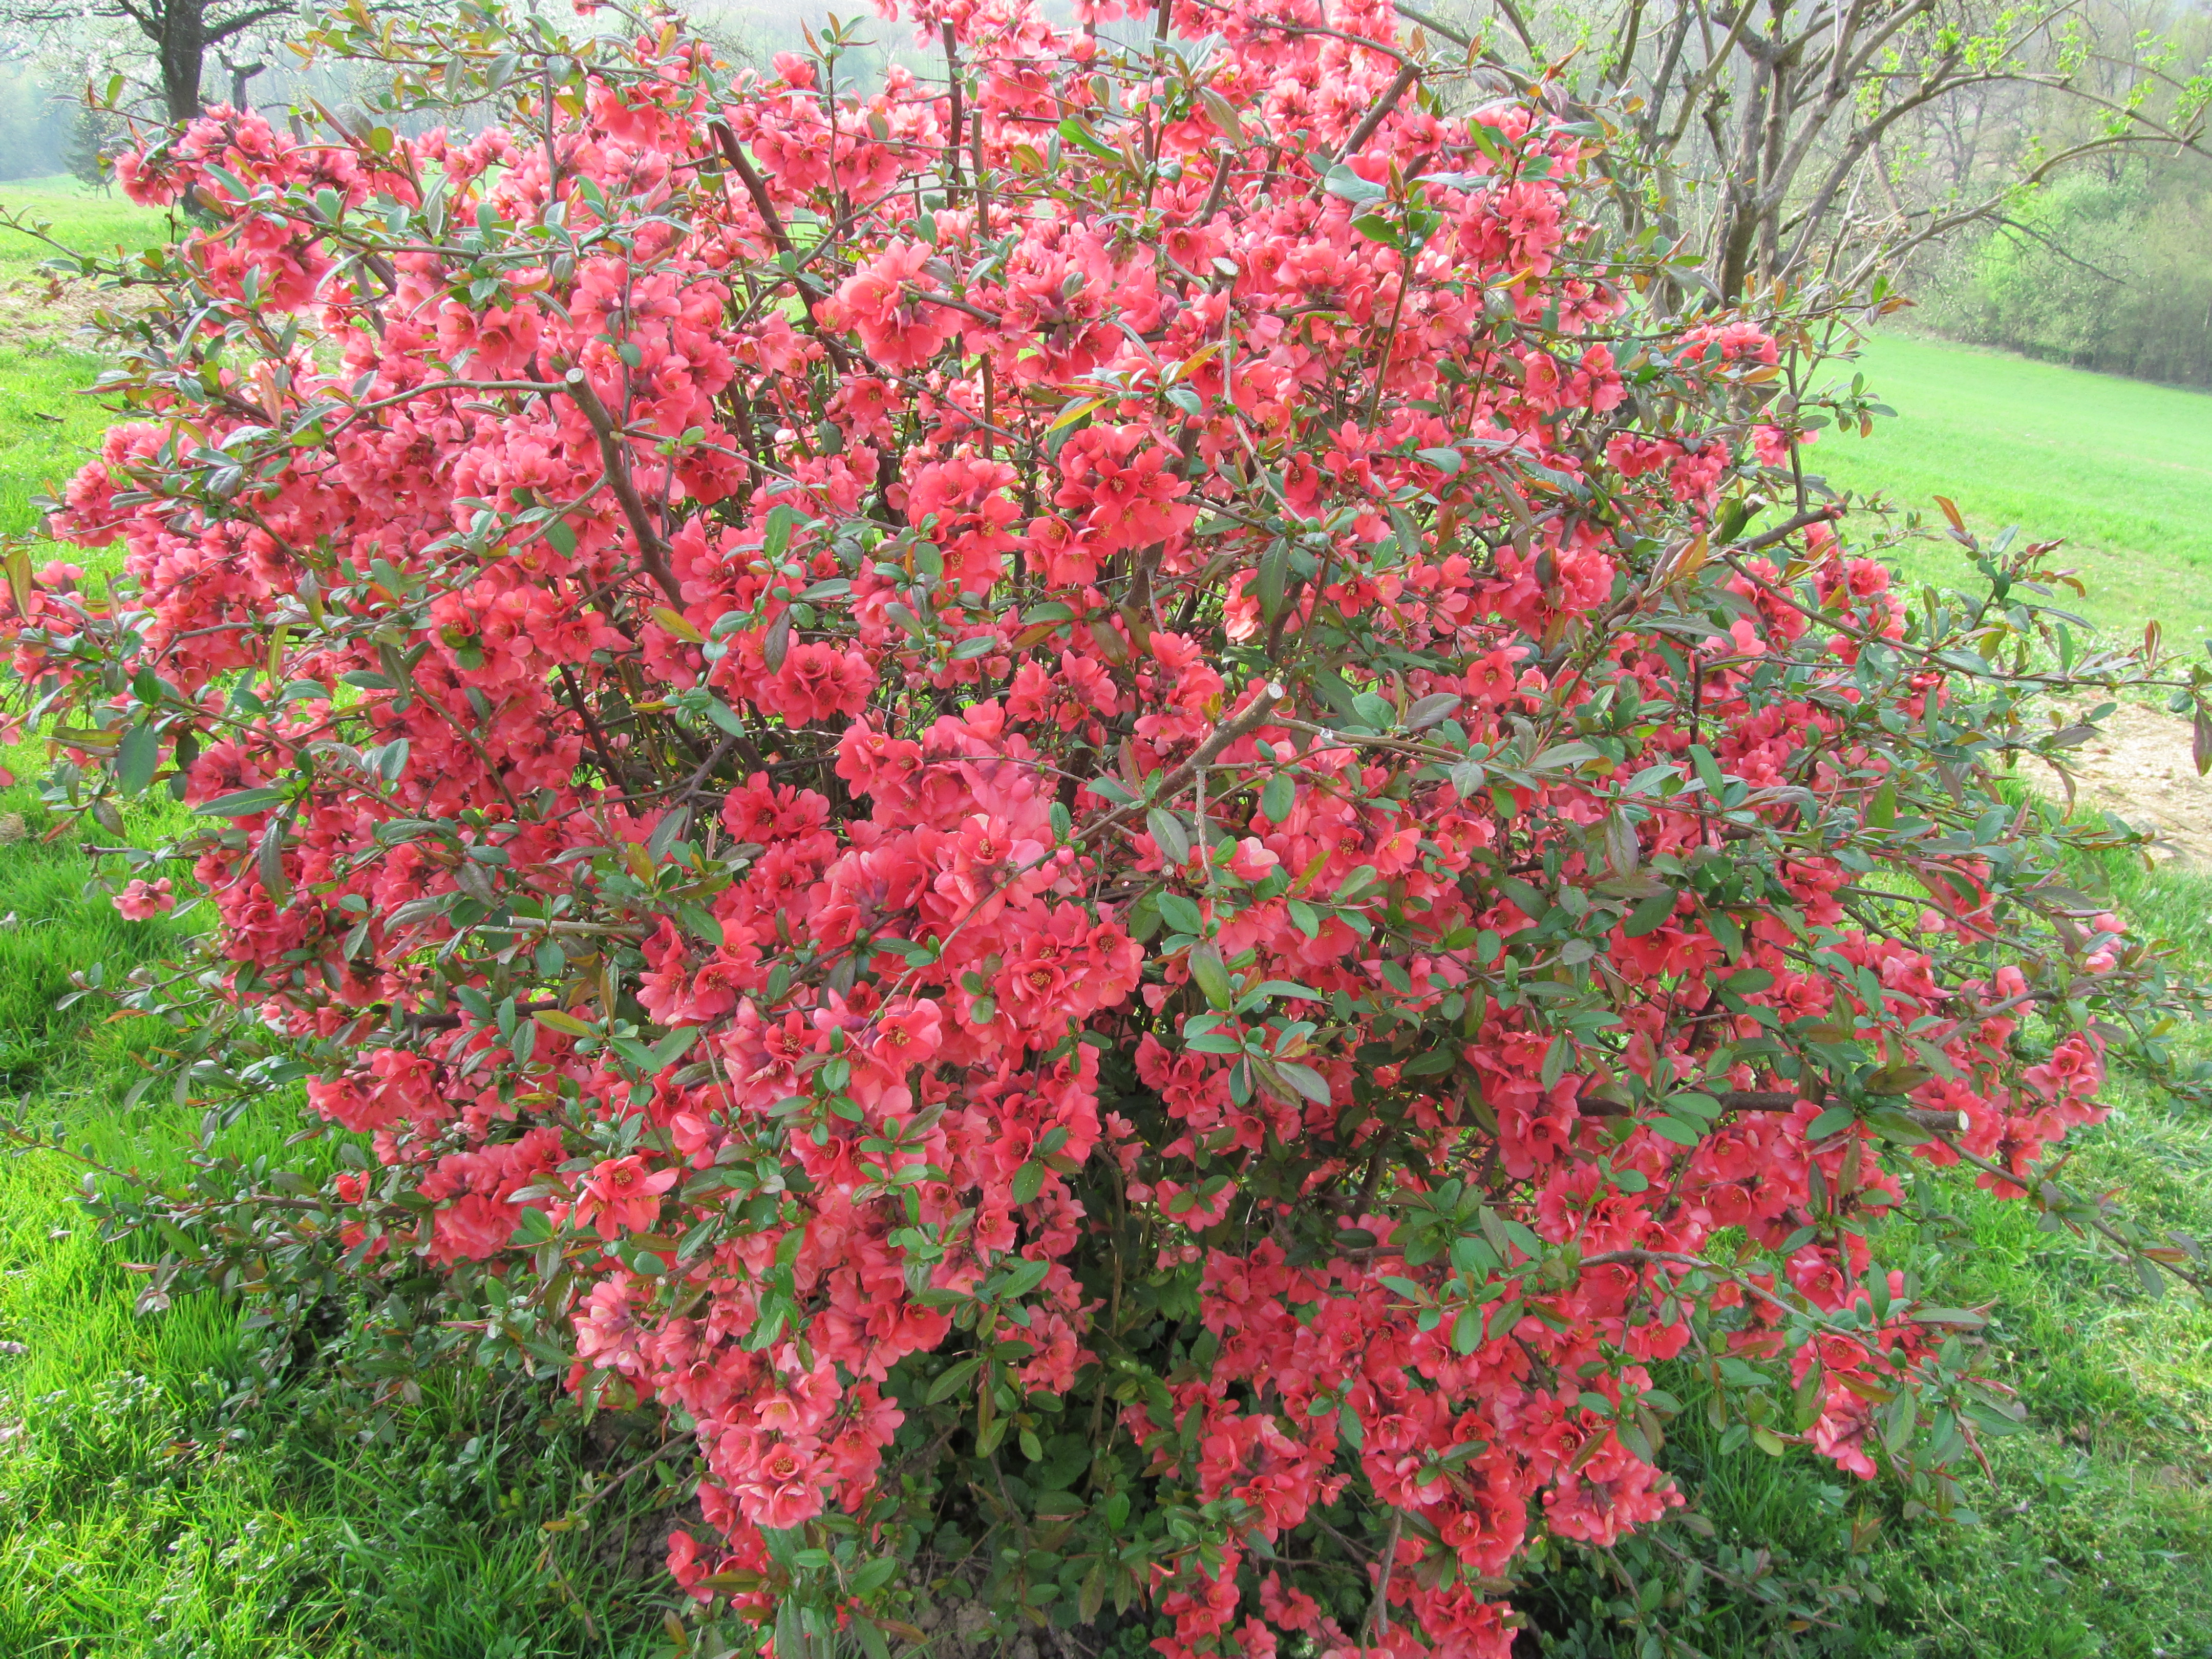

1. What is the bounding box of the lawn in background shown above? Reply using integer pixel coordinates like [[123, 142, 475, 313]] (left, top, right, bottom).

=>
[[0, 174, 174, 271], [1811, 334, 2212, 646]]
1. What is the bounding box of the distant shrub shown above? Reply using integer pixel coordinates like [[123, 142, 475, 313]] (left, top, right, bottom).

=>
[[4, 2, 2206, 1655], [1916, 163, 2212, 388]]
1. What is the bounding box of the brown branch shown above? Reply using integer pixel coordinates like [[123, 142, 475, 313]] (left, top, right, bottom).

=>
[[1337, 63, 1422, 165], [560, 369, 684, 606], [707, 121, 853, 374], [1743, 502, 1846, 551], [1074, 683, 1287, 849]]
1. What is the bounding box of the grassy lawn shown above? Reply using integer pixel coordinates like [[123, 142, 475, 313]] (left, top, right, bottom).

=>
[[0, 174, 177, 271], [1810, 334, 2212, 646], [0, 225, 2207, 1650]]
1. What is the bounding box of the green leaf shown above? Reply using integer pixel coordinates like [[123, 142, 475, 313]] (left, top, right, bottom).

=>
[[195, 786, 288, 817], [653, 1026, 701, 1070], [1688, 743, 1727, 798], [1910, 1307, 1988, 1328], [1405, 693, 1461, 731], [1349, 211, 1401, 247], [1147, 807, 1191, 867], [1805, 1105, 1857, 1140], [1532, 739, 1602, 770], [256, 813, 291, 904], [1257, 537, 1292, 623], [925, 1355, 983, 1406], [1048, 395, 1108, 433], [996, 1258, 1051, 1300], [1261, 773, 1296, 823], [762, 503, 798, 562], [1186, 941, 1235, 1009], [1157, 891, 1205, 935], [676, 900, 726, 948], [1865, 1105, 1932, 1145], [1349, 691, 1395, 731], [1867, 779, 1898, 829], [1011, 1160, 1046, 1205], [1323, 164, 1388, 202], [1057, 116, 1125, 166], [1864, 1062, 1933, 1096], [116, 722, 161, 796]]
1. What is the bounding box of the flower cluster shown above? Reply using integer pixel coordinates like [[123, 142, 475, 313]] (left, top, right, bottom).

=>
[[3, 2, 2182, 1655]]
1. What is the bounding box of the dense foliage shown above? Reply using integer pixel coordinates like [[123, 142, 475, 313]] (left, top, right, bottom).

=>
[[4, 2, 2210, 1655], [1916, 161, 2212, 388]]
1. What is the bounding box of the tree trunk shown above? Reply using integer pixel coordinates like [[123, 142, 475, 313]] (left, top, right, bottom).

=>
[[159, 5, 206, 124]]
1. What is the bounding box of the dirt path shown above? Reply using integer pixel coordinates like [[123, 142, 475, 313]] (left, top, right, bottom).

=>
[[2028, 701, 2212, 865]]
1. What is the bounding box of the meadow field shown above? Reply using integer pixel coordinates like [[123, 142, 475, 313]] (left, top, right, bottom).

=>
[[0, 176, 2209, 1656], [1811, 333, 2212, 646]]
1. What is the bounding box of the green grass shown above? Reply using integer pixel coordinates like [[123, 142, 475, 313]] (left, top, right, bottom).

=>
[[0, 338, 127, 541], [0, 794, 683, 1657], [1811, 333, 2212, 646], [0, 174, 173, 271]]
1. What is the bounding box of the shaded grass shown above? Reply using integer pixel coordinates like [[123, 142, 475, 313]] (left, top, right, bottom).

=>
[[0, 793, 681, 1657], [1811, 334, 2212, 646]]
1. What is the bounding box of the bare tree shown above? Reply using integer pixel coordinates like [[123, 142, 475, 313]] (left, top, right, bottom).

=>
[[1408, 0, 2212, 303], [2, 0, 293, 123]]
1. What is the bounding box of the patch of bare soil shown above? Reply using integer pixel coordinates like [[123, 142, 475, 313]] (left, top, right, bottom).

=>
[[0, 274, 139, 349], [2027, 701, 2212, 866]]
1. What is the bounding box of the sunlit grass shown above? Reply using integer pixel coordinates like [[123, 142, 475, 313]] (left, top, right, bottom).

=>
[[0, 173, 174, 270], [1813, 334, 2212, 647]]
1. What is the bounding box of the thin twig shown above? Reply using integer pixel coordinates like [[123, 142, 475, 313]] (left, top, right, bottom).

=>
[[1360, 1509, 1405, 1640]]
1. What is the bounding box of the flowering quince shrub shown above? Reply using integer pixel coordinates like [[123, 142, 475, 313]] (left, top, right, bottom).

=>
[[8, 2, 2212, 1654]]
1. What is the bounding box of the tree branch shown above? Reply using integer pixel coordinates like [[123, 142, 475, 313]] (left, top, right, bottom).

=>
[[560, 368, 683, 606]]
